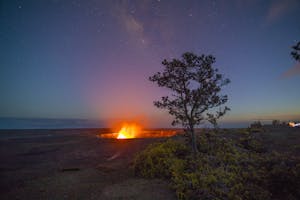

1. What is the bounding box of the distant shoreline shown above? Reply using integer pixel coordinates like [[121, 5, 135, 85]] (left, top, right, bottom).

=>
[[5, 118, 298, 130], [0, 117, 250, 129]]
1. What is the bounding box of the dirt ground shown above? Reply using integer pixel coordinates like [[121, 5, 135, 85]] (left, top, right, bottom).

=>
[[0, 129, 176, 200]]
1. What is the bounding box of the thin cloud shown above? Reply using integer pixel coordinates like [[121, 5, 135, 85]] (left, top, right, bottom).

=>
[[266, 0, 298, 23], [280, 62, 300, 79]]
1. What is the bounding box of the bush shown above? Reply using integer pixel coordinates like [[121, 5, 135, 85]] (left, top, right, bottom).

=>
[[173, 132, 271, 199], [133, 131, 300, 200], [250, 121, 265, 133], [238, 132, 266, 153], [134, 139, 188, 178], [262, 152, 300, 199]]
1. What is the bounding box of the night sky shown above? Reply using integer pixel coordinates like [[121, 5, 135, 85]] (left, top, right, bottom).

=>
[[1, 0, 300, 128]]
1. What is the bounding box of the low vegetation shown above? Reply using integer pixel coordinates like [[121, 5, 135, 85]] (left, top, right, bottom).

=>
[[133, 129, 300, 200]]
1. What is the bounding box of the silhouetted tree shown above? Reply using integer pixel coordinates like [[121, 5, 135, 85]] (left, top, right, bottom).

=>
[[291, 41, 300, 61], [272, 120, 280, 127], [250, 121, 262, 129], [149, 52, 230, 155]]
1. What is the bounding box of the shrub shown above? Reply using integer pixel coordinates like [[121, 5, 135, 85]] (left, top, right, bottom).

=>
[[134, 139, 188, 178], [250, 121, 265, 133], [175, 132, 271, 199], [238, 132, 266, 153], [133, 131, 300, 200], [262, 153, 300, 199]]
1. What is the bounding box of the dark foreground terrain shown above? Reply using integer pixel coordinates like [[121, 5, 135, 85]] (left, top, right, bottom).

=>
[[1, 127, 299, 200], [0, 129, 176, 200]]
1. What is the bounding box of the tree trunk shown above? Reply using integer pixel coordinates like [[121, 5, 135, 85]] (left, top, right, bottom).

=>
[[189, 125, 198, 156]]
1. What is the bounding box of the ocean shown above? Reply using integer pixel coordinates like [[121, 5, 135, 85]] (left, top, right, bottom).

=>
[[0, 118, 105, 129]]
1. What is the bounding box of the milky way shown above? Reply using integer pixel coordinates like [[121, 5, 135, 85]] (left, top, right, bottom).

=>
[[1, 0, 300, 127]]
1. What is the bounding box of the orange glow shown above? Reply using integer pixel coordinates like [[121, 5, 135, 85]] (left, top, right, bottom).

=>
[[116, 123, 141, 139], [98, 124, 180, 139], [117, 133, 126, 139], [289, 122, 295, 127], [289, 121, 300, 127]]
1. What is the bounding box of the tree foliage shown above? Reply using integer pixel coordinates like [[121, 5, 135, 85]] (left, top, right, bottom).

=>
[[291, 41, 300, 61], [149, 52, 230, 154]]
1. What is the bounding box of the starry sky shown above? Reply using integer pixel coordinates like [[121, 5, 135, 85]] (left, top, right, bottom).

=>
[[1, 0, 300, 128]]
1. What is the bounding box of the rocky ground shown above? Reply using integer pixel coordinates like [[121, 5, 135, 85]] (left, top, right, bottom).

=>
[[0, 129, 176, 200]]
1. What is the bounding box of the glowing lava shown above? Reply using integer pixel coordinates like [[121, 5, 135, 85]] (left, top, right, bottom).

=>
[[97, 123, 180, 139], [116, 123, 141, 139], [289, 122, 300, 127]]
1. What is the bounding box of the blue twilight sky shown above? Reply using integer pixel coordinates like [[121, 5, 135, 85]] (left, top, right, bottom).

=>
[[0, 0, 299, 128]]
